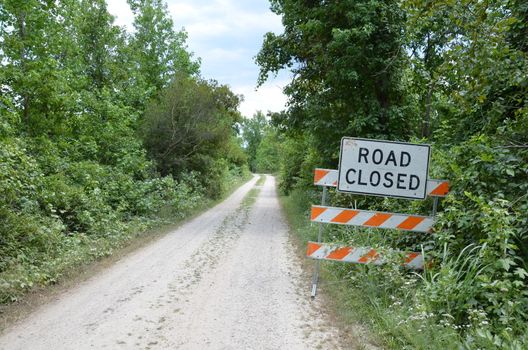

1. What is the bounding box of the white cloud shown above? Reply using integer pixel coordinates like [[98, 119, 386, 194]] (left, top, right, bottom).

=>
[[204, 48, 248, 62], [234, 78, 289, 117], [107, 0, 134, 31], [106, 0, 289, 117], [186, 21, 230, 38], [168, 2, 201, 19], [168, 1, 283, 39]]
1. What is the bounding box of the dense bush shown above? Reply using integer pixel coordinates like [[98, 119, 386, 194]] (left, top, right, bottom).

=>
[[0, 133, 217, 303], [140, 75, 247, 198]]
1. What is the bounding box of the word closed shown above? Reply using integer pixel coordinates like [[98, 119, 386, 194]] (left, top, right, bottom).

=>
[[338, 138, 431, 199]]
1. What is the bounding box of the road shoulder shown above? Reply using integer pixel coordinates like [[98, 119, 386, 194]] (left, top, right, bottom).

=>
[[278, 187, 383, 350]]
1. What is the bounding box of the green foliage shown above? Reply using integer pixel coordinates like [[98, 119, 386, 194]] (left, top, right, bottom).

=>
[[127, 0, 200, 103], [240, 111, 282, 174], [257, 0, 411, 161], [275, 135, 306, 194], [260, 0, 528, 347], [424, 136, 528, 343], [254, 129, 281, 173], [140, 74, 245, 198], [0, 0, 77, 135], [240, 111, 268, 172], [0, 134, 214, 303], [0, 0, 249, 304]]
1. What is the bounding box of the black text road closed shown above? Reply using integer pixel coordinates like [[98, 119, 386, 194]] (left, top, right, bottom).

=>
[[337, 138, 431, 199]]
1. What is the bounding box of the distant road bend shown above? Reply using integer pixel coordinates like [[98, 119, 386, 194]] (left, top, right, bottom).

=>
[[0, 175, 345, 350]]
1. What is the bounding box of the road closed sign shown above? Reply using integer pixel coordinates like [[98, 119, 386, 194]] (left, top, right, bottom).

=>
[[337, 138, 430, 200]]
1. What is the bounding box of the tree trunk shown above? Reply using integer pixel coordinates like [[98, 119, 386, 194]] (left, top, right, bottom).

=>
[[375, 75, 390, 135], [422, 84, 433, 138]]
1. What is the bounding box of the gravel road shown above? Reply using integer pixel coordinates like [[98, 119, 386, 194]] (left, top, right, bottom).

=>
[[0, 175, 347, 350]]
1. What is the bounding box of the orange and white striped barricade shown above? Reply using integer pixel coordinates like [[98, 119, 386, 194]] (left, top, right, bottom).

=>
[[309, 138, 449, 297], [306, 242, 424, 270], [313, 169, 449, 197], [309, 173, 446, 296], [311, 205, 435, 233]]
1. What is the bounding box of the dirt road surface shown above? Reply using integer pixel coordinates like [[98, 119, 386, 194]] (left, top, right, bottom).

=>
[[0, 176, 349, 350]]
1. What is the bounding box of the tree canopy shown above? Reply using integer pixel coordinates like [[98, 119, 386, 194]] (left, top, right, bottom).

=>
[[257, 0, 410, 161]]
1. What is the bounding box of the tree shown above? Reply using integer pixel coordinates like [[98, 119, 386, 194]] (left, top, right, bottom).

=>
[[127, 0, 200, 103], [404, 0, 454, 138], [0, 0, 76, 135], [140, 74, 243, 197], [254, 128, 281, 173], [256, 0, 409, 162], [69, 0, 127, 91], [240, 111, 268, 172], [403, 0, 528, 144]]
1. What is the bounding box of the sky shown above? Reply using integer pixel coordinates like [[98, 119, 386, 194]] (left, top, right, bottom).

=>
[[106, 0, 290, 117]]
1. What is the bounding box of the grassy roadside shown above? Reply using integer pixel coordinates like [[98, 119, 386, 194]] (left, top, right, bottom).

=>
[[0, 172, 253, 330], [278, 189, 463, 350]]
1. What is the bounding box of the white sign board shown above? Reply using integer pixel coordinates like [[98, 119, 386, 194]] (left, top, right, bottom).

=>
[[337, 138, 430, 200]]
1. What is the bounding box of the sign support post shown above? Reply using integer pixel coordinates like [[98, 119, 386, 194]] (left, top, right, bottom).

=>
[[311, 186, 327, 298], [432, 197, 439, 217]]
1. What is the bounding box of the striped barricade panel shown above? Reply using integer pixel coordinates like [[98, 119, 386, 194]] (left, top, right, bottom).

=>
[[314, 168, 338, 187], [306, 241, 424, 269], [313, 169, 449, 197], [311, 205, 434, 233], [426, 179, 449, 197]]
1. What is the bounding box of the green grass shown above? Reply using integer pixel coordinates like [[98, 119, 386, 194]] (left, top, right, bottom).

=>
[[241, 175, 265, 209], [279, 188, 463, 350], [256, 174, 266, 186], [241, 188, 260, 209]]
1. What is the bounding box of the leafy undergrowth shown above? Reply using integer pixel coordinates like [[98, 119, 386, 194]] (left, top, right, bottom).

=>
[[0, 145, 251, 305]]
